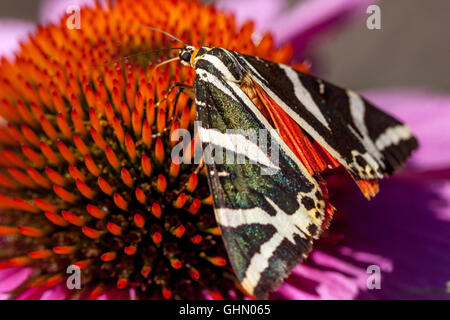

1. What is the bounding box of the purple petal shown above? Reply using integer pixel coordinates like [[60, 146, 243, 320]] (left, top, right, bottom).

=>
[[272, 0, 375, 51], [97, 287, 131, 300], [39, 0, 97, 25], [277, 177, 450, 299], [219, 0, 375, 53], [216, 0, 285, 33], [0, 19, 35, 59], [40, 285, 68, 300], [0, 267, 33, 295], [364, 89, 450, 170]]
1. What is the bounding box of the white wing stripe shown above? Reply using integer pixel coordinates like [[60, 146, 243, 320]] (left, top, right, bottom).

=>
[[279, 64, 331, 130], [375, 124, 413, 150]]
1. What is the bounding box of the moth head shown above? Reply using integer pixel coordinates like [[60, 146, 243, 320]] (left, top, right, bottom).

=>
[[179, 45, 197, 67]]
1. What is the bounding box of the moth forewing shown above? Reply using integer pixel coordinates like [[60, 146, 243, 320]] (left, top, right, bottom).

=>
[[177, 45, 417, 298]]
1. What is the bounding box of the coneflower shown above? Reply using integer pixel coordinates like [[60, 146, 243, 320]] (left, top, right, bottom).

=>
[[0, 0, 307, 299]]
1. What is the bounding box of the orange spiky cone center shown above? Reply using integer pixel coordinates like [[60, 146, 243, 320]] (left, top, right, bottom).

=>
[[0, 0, 299, 299]]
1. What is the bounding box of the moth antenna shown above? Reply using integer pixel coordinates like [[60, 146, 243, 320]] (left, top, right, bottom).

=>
[[149, 57, 181, 80], [125, 23, 189, 46], [43, 47, 182, 84], [83, 47, 183, 72]]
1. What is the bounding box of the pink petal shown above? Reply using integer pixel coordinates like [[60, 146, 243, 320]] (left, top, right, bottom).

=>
[[0, 19, 35, 59], [216, 0, 285, 34], [0, 267, 33, 294], [217, 0, 375, 54], [40, 285, 68, 300], [364, 89, 450, 170], [39, 0, 97, 25]]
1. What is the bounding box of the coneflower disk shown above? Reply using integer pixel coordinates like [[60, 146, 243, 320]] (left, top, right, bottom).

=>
[[0, 0, 308, 299]]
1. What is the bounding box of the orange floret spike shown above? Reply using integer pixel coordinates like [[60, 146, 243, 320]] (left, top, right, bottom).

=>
[[53, 184, 77, 203], [98, 177, 113, 195], [200, 253, 227, 267], [169, 157, 180, 178], [141, 265, 152, 277], [117, 277, 128, 289], [105, 146, 120, 170], [21, 145, 46, 168], [121, 168, 133, 188], [151, 203, 162, 219], [135, 188, 146, 204], [142, 119, 152, 148], [68, 165, 86, 182], [0, 173, 18, 189], [112, 117, 125, 144], [57, 140, 77, 164], [201, 195, 214, 206], [8, 167, 37, 189], [17, 100, 38, 127], [27, 167, 52, 189], [91, 127, 107, 151], [0, 225, 19, 236], [40, 142, 61, 165], [44, 211, 69, 227], [7, 256, 32, 267], [124, 246, 137, 255], [87, 204, 107, 219], [18, 226, 45, 238], [56, 113, 72, 139], [141, 154, 152, 177], [89, 285, 105, 300], [82, 226, 103, 239], [61, 210, 85, 227], [40, 115, 59, 140], [46, 167, 67, 186], [21, 124, 40, 147], [172, 225, 185, 238], [76, 179, 96, 199], [120, 101, 131, 127], [73, 259, 92, 269], [89, 108, 103, 133], [155, 138, 164, 164], [71, 109, 87, 137], [125, 134, 136, 161], [156, 108, 166, 134], [28, 249, 52, 259], [107, 222, 122, 236], [146, 100, 155, 125], [101, 251, 117, 262], [174, 193, 187, 209], [156, 174, 167, 193], [45, 274, 64, 287], [152, 232, 162, 244], [53, 246, 76, 255], [85, 155, 101, 176], [186, 173, 198, 193], [33, 198, 57, 212], [7, 124, 25, 144], [73, 134, 90, 156], [134, 213, 145, 228], [114, 193, 128, 211], [132, 108, 142, 137], [188, 199, 201, 215]]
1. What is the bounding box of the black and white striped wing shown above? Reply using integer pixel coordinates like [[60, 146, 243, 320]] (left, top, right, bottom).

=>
[[237, 54, 418, 181], [194, 72, 325, 298]]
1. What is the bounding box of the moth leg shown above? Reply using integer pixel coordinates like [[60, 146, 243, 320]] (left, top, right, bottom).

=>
[[157, 82, 194, 106]]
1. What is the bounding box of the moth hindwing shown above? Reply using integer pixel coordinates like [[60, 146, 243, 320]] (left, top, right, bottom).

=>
[[177, 45, 417, 298]]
